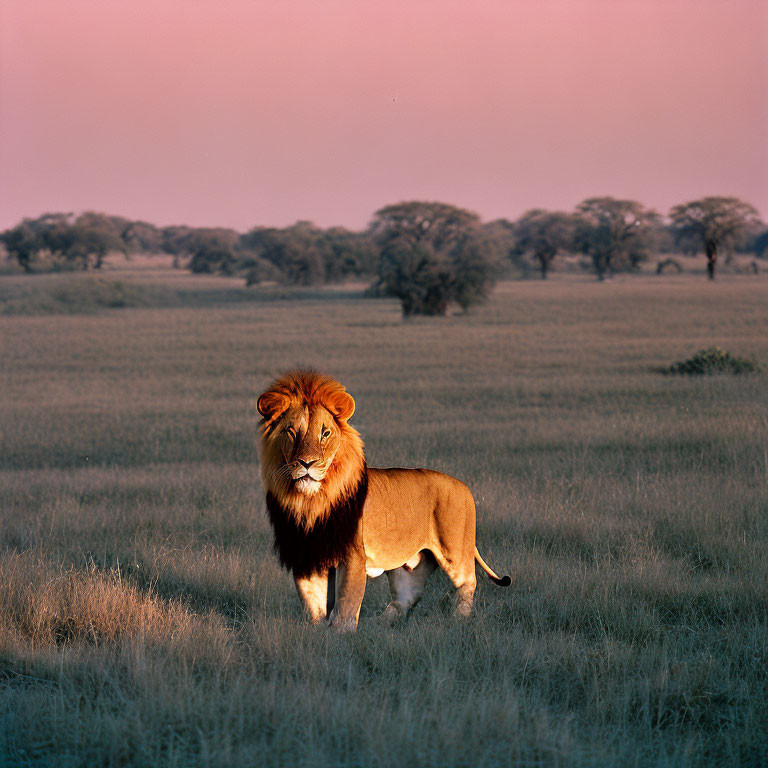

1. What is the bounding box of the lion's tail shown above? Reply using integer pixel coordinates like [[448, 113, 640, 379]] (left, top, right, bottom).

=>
[[475, 547, 511, 586]]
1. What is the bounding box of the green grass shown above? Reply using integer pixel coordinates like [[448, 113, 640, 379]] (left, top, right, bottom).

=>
[[1, 273, 767, 766]]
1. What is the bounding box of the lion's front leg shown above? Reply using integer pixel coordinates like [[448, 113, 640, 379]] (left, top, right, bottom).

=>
[[328, 550, 367, 632], [294, 568, 336, 623]]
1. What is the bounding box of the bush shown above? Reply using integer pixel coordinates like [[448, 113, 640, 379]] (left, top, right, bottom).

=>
[[669, 346, 761, 375]]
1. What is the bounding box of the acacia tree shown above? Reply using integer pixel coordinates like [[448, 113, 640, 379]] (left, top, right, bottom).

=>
[[1, 213, 74, 271], [575, 197, 659, 280], [184, 228, 241, 275], [369, 201, 497, 316], [161, 225, 196, 267], [1, 212, 131, 271], [323, 227, 377, 281], [65, 213, 127, 269], [63, 225, 124, 269], [119, 219, 163, 255], [241, 222, 328, 286], [669, 197, 761, 279], [513, 209, 574, 279], [753, 228, 768, 259], [0, 219, 46, 272]]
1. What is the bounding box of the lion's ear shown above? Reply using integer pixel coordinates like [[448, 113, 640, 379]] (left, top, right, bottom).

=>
[[327, 391, 355, 421], [257, 390, 290, 421]]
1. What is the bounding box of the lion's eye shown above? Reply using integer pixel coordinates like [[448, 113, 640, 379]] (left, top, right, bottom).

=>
[[284, 427, 296, 441], [321, 427, 331, 441]]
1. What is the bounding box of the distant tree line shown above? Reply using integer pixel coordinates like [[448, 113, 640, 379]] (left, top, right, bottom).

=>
[[0, 213, 377, 285], [2, 196, 765, 315]]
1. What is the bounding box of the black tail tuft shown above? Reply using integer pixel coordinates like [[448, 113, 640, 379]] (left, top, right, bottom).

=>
[[490, 574, 512, 587]]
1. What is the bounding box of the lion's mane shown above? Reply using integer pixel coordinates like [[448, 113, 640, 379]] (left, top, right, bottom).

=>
[[258, 371, 368, 573], [265, 471, 368, 578]]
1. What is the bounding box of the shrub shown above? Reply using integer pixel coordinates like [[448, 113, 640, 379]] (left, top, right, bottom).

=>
[[669, 346, 761, 375]]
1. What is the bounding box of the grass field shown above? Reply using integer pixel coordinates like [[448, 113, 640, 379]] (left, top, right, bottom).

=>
[[1, 271, 767, 767]]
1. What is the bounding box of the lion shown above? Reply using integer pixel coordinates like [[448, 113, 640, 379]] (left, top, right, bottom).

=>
[[257, 370, 510, 631]]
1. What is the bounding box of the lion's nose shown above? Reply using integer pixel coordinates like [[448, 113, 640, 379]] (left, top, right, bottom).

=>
[[297, 459, 316, 469]]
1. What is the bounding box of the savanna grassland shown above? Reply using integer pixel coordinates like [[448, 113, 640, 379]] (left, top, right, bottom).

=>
[[1, 270, 767, 767]]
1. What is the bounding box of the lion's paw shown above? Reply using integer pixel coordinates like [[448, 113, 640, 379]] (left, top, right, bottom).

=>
[[328, 610, 357, 633], [378, 602, 405, 626], [453, 601, 473, 619]]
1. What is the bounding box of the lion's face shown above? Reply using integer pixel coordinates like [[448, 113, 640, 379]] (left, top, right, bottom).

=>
[[272, 402, 344, 497], [257, 371, 366, 528]]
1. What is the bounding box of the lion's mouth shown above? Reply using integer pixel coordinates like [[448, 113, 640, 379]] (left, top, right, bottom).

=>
[[294, 475, 322, 496]]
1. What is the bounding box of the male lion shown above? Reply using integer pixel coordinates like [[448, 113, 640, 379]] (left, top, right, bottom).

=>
[[257, 370, 510, 631]]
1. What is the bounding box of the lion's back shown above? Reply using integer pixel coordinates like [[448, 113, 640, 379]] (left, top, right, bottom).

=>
[[362, 467, 476, 566]]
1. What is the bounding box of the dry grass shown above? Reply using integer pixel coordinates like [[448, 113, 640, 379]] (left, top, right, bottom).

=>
[[1, 273, 767, 766]]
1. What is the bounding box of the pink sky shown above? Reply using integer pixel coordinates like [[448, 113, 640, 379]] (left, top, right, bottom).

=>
[[1, 0, 767, 231]]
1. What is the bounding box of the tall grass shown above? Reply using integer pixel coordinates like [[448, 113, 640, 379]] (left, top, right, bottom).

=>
[[1, 274, 767, 766]]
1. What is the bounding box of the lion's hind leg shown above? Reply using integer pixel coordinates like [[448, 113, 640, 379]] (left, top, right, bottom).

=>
[[431, 551, 477, 619], [453, 578, 477, 618], [380, 551, 437, 624]]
